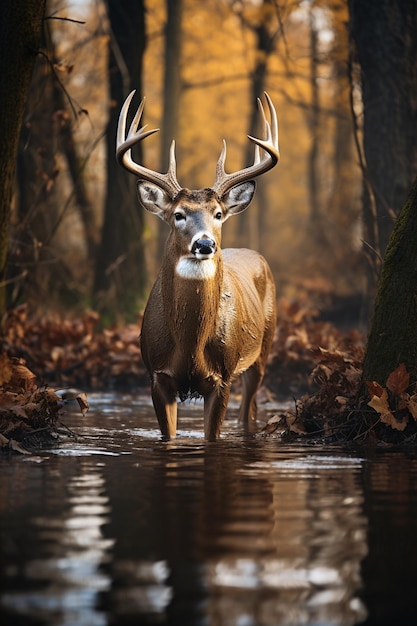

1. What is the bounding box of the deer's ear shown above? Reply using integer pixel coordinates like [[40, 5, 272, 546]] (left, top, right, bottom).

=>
[[137, 180, 171, 219], [221, 181, 256, 217]]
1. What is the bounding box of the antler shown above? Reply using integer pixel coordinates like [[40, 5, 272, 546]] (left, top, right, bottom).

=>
[[212, 92, 279, 197], [116, 90, 182, 197]]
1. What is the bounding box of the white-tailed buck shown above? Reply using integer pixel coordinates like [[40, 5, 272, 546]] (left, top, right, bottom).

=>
[[117, 91, 279, 440]]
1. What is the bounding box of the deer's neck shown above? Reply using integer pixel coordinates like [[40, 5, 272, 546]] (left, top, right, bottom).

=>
[[161, 255, 223, 353]]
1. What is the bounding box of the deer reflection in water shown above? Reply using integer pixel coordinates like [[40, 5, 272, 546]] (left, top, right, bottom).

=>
[[111, 441, 368, 626], [200, 453, 368, 625]]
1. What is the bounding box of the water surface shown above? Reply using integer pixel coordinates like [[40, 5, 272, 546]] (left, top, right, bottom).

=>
[[1, 393, 416, 625]]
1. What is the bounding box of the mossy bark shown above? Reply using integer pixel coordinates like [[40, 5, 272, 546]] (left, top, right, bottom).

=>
[[362, 176, 417, 386]]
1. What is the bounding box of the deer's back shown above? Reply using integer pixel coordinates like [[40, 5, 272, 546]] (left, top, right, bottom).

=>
[[222, 248, 276, 317]]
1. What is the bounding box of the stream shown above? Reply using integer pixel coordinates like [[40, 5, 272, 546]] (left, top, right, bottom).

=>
[[1, 393, 417, 625]]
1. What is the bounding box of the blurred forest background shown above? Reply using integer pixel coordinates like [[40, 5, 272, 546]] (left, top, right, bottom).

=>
[[2, 0, 417, 325]]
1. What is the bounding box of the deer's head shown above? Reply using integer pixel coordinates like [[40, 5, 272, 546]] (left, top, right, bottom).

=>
[[116, 92, 279, 275]]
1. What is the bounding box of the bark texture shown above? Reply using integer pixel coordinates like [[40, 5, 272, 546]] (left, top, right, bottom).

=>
[[349, 0, 417, 258], [0, 0, 46, 312], [157, 0, 183, 259], [362, 176, 417, 386], [94, 0, 147, 321]]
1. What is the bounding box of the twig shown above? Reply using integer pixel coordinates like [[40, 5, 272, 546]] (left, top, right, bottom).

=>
[[45, 16, 86, 25], [35, 48, 84, 120]]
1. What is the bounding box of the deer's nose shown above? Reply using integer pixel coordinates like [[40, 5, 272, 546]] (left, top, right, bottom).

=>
[[191, 237, 216, 258]]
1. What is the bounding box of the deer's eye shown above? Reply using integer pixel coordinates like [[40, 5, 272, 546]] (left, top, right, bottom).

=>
[[174, 212, 185, 222], [214, 211, 222, 221]]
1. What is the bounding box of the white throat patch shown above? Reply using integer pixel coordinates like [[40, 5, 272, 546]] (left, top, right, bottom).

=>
[[176, 257, 217, 280]]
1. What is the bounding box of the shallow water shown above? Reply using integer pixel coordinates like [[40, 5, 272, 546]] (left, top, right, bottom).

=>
[[1, 393, 417, 625]]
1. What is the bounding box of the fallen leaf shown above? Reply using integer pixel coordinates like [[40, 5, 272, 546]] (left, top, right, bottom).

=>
[[55, 389, 89, 416], [406, 394, 417, 421], [380, 411, 408, 431], [366, 380, 385, 398], [367, 388, 390, 414], [262, 414, 283, 434], [0, 432, 30, 454], [75, 392, 89, 416], [0, 353, 13, 386], [8, 405, 28, 419], [285, 411, 307, 435], [10, 363, 36, 391], [9, 439, 31, 455], [386, 363, 410, 396], [368, 389, 408, 431]]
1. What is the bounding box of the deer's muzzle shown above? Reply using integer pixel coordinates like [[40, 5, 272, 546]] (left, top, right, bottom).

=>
[[191, 238, 217, 259]]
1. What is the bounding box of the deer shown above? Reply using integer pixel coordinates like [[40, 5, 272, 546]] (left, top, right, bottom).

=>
[[116, 91, 279, 441]]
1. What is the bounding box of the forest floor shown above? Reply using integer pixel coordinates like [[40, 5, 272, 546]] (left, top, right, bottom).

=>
[[1, 301, 416, 453]]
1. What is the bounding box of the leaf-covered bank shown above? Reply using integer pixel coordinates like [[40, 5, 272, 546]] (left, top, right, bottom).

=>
[[2, 301, 417, 452]]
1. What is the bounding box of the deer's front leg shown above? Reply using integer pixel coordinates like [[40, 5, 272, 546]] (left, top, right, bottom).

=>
[[151, 372, 178, 440], [238, 364, 263, 431], [203, 383, 231, 441]]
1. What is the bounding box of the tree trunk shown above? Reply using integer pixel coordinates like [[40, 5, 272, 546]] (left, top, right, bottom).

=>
[[53, 74, 98, 263], [157, 0, 183, 260], [14, 51, 62, 307], [94, 0, 146, 322], [362, 175, 417, 387], [0, 0, 46, 314], [349, 0, 417, 265], [12, 21, 84, 308], [237, 0, 278, 249], [323, 0, 360, 294], [308, 3, 320, 233]]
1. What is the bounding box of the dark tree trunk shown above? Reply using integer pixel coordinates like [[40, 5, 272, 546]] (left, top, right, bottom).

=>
[[0, 0, 46, 313], [308, 4, 320, 233], [237, 0, 278, 248], [14, 49, 62, 307], [94, 0, 147, 322], [12, 22, 94, 308], [157, 0, 183, 259], [53, 77, 98, 263], [362, 175, 417, 387], [349, 0, 417, 263]]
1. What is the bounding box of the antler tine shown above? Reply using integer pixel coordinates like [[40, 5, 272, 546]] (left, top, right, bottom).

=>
[[168, 140, 178, 179], [215, 139, 227, 179], [253, 143, 261, 166], [266, 91, 279, 146], [116, 90, 182, 197], [257, 96, 268, 138], [248, 92, 277, 153], [213, 92, 279, 197]]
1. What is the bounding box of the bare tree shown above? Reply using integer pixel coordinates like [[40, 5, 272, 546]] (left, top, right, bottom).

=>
[[14, 46, 63, 307], [157, 0, 184, 259], [0, 0, 46, 313], [94, 0, 147, 321], [235, 0, 280, 248], [307, 2, 320, 234], [12, 20, 98, 308]]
